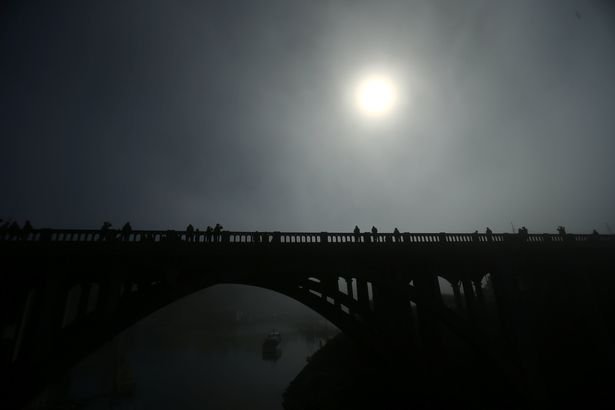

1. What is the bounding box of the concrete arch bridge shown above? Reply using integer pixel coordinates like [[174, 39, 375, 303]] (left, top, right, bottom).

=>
[[1, 229, 614, 408]]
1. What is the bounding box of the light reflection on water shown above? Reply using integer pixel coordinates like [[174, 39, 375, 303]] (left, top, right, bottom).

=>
[[68, 320, 338, 410]]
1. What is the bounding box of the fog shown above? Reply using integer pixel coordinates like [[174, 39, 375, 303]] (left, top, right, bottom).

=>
[[2, 0, 614, 233]]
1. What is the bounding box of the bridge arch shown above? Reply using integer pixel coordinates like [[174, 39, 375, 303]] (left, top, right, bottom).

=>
[[8, 228, 610, 408]]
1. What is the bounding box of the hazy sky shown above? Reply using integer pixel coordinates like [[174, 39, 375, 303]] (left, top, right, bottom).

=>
[[2, 0, 614, 233]]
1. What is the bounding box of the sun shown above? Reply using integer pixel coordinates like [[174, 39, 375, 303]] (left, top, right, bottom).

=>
[[355, 73, 398, 118]]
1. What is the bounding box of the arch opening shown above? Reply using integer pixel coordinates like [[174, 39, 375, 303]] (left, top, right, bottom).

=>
[[60, 284, 340, 409]]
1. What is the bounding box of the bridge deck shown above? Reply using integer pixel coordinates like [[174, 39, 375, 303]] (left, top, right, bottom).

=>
[[1, 229, 613, 245]]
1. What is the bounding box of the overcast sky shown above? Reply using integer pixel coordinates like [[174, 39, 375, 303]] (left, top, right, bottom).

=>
[[2, 0, 614, 233]]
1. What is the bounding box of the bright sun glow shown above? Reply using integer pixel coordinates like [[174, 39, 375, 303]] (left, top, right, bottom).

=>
[[355, 73, 398, 118]]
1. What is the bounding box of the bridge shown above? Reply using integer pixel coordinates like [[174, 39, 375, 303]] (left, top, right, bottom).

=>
[[1, 228, 614, 408]]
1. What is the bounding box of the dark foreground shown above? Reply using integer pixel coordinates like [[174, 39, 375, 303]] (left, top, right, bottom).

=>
[[284, 333, 525, 410]]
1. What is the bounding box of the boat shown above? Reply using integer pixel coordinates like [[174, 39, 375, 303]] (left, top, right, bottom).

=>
[[262, 330, 282, 360]]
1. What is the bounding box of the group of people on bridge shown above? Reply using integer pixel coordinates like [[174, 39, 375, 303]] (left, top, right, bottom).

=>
[[0, 219, 33, 240], [98, 222, 226, 242], [0, 219, 606, 243]]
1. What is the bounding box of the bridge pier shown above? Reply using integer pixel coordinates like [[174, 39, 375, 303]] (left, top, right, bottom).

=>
[[374, 274, 416, 355], [473, 278, 486, 311], [413, 271, 443, 351], [461, 278, 477, 326], [355, 278, 371, 314], [31, 277, 69, 363], [451, 280, 464, 312]]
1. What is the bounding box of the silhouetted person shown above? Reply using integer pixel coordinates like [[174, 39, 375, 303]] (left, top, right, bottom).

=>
[[518, 226, 529, 241], [592, 229, 599, 236], [557, 226, 566, 236], [393, 227, 401, 242], [186, 224, 194, 242], [100, 221, 112, 241], [205, 226, 213, 242], [22, 220, 33, 239], [353, 226, 360, 242], [9, 221, 20, 240], [472, 230, 479, 242], [121, 222, 132, 241], [0, 220, 7, 239], [371, 226, 378, 242], [213, 223, 223, 242], [485, 227, 493, 241]]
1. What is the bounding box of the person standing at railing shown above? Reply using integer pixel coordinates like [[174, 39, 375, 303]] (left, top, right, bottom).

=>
[[371, 226, 378, 242], [186, 224, 195, 242], [100, 222, 112, 241], [557, 226, 566, 236], [22, 220, 33, 240], [518, 226, 529, 241], [472, 230, 479, 242], [353, 226, 360, 242], [393, 227, 401, 242], [205, 226, 213, 242], [213, 224, 223, 242], [485, 227, 493, 242], [121, 222, 132, 241], [8, 221, 20, 240]]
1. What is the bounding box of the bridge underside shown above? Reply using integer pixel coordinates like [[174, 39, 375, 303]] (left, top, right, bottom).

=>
[[1, 234, 614, 408]]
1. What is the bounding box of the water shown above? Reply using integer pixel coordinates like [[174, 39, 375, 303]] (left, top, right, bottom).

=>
[[66, 318, 337, 409]]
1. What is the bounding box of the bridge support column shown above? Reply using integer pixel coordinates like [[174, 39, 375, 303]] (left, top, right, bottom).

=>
[[369, 274, 417, 364], [31, 277, 69, 363], [344, 277, 354, 313], [356, 278, 371, 314], [3, 287, 34, 365], [451, 280, 464, 311], [413, 271, 442, 351], [491, 268, 521, 357], [473, 278, 486, 308], [473, 278, 487, 323], [491, 265, 540, 405], [462, 278, 477, 325]]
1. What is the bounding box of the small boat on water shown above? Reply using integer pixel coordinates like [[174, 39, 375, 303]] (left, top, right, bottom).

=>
[[262, 330, 282, 360]]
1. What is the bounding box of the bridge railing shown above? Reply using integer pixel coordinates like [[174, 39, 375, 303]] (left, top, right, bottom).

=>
[[0, 229, 612, 245]]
